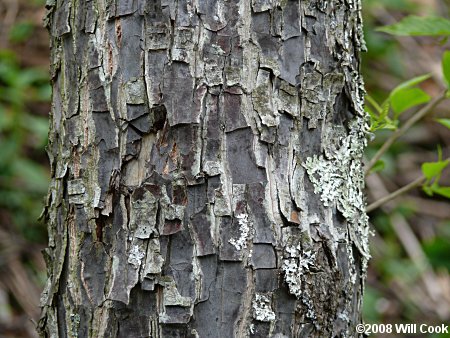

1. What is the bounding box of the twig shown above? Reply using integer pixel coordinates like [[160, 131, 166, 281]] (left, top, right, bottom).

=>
[[390, 213, 448, 319], [367, 155, 450, 212], [365, 92, 447, 175], [365, 173, 449, 319], [366, 175, 426, 213]]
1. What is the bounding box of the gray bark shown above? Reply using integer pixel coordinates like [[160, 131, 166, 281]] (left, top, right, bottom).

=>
[[39, 0, 369, 337]]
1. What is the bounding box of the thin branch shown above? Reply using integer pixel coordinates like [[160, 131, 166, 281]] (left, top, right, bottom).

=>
[[365, 92, 447, 175], [365, 173, 448, 319], [366, 175, 426, 213]]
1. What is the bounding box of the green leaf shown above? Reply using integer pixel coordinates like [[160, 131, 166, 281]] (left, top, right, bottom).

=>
[[367, 97, 394, 132], [370, 160, 385, 174], [382, 120, 398, 131], [380, 99, 390, 119], [442, 51, 450, 88], [436, 118, 450, 129], [423, 185, 433, 196], [391, 74, 431, 94], [431, 186, 450, 199], [365, 94, 383, 114], [388, 74, 431, 115], [421, 160, 449, 180], [377, 16, 450, 36], [390, 88, 430, 114]]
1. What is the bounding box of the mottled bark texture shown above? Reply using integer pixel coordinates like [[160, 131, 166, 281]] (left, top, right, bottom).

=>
[[39, 0, 369, 337]]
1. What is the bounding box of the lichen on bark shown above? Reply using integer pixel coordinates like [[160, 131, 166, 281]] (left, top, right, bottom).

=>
[[302, 116, 370, 261], [39, 0, 369, 337]]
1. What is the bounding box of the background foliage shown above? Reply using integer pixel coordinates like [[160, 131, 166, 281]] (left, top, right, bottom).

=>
[[0, 1, 49, 336], [0, 0, 448, 337], [363, 1, 450, 337]]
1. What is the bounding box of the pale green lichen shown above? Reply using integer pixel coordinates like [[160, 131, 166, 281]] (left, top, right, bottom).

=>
[[70, 313, 80, 337], [302, 117, 370, 259], [282, 244, 316, 298]]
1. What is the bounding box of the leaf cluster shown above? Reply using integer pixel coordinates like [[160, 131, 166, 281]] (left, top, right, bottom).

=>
[[369, 15, 450, 197]]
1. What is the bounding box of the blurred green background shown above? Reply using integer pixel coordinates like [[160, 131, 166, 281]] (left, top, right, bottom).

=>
[[0, 0, 50, 337], [363, 1, 450, 338], [0, 0, 449, 337]]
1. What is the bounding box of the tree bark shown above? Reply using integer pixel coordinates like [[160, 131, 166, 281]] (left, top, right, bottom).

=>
[[39, 0, 369, 337]]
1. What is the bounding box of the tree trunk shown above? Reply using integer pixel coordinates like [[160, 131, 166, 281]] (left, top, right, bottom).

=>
[[39, 0, 369, 337]]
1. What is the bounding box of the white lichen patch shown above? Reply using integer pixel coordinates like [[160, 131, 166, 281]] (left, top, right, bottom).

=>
[[337, 310, 350, 323], [128, 244, 145, 269], [252, 293, 276, 322], [229, 213, 251, 251], [92, 186, 101, 208], [347, 245, 358, 285], [282, 245, 316, 298], [301, 294, 316, 320], [282, 258, 301, 298], [302, 117, 370, 259]]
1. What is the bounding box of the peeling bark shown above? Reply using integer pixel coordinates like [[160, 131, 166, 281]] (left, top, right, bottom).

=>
[[39, 0, 369, 337]]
